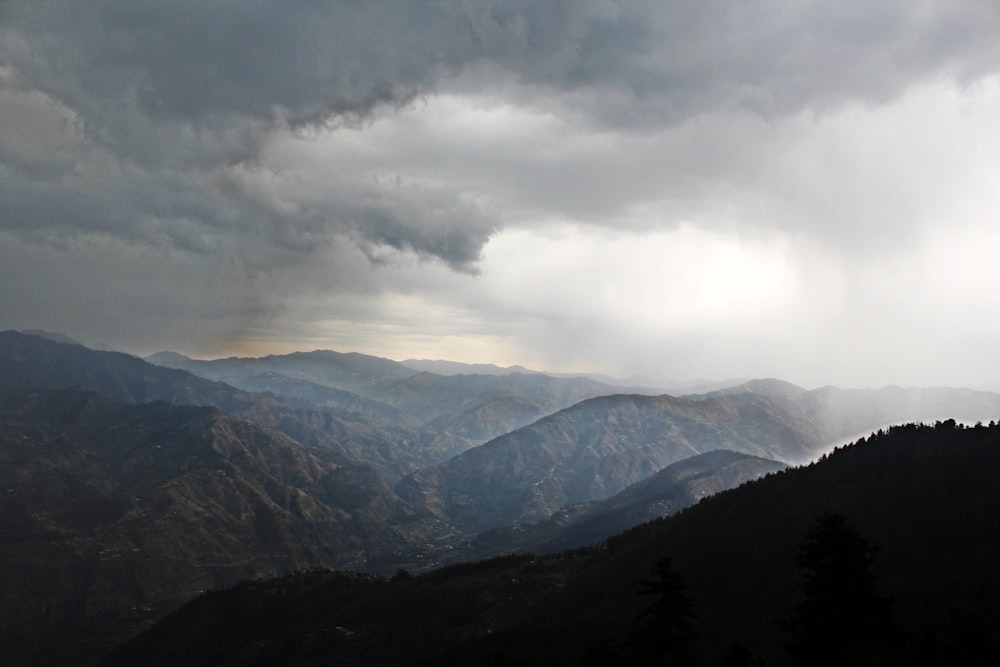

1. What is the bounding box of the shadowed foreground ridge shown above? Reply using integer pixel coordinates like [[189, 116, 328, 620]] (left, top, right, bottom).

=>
[[101, 420, 1000, 667]]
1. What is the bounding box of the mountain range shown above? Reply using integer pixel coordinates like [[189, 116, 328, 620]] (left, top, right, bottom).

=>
[[3, 329, 999, 665], [99, 420, 1000, 666], [394, 379, 1000, 537], [145, 349, 666, 464]]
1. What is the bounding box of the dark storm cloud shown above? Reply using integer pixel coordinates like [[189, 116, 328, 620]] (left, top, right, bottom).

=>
[[7, 1, 999, 143], [543, 1, 1000, 124], [2, 1, 587, 163], [3, 0, 1000, 378], [1, 0, 606, 272], [4, 0, 999, 264]]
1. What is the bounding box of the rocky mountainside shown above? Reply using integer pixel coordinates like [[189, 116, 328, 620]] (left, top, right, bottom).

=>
[[396, 382, 1000, 536], [0, 387, 428, 666]]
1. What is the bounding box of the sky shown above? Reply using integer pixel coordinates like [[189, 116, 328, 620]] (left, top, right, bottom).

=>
[[2, 1, 1000, 389]]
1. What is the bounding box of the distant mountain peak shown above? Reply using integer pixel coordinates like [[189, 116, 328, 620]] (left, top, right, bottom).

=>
[[145, 350, 194, 365], [741, 377, 807, 395], [698, 377, 807, 399], [402, 359, 538, 376]]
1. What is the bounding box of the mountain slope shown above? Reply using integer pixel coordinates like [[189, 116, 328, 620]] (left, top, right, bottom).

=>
[[465, 450, 787, 558], [395, 391, 821, 534], [217, 371, 414, 428], [396, 382, 1000, 535], [0, 387, 425, 666]]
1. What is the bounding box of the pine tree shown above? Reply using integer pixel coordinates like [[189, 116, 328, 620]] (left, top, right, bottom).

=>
[[783, 513, 895, 666], [631, 556, 697, 666]]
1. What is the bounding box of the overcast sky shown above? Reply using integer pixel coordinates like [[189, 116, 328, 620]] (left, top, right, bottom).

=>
[[2, 1, 1000, 389]]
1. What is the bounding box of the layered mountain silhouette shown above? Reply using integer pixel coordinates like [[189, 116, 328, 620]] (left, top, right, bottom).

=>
[[4, 329, 1000, 665], [3, 331, 448, 482], [147, 348, 655, 457], [395, 382, 1000, 536], [462, 449, 787, 559], [99, 420, 1000, 666]]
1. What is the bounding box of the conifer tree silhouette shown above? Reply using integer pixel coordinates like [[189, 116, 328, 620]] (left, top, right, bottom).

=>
[[783, 512, 894, 666], [632, 556, 697, 666]]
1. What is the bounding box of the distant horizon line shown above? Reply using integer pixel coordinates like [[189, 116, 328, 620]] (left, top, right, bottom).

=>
[[10, 327, 1000, 395]]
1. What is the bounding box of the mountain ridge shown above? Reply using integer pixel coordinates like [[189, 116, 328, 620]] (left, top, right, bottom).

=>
[[146, 343, 653, 456], [457, 449, 787, 561], [1, 331, 452, 482], [396, 382, 1000, 536]]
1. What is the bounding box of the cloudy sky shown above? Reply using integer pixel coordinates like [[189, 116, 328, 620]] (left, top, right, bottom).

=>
[[2, 1, 1000, 389]]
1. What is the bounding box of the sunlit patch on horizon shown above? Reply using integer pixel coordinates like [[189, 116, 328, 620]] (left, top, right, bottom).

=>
[[481, 223, 799, 334]]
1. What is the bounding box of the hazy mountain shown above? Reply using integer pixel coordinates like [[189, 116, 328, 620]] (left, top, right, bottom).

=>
[[2, 331, 447, 482], [99, 421, 1000, 666], [805, 383, 1000, 435], [368, 370, 635, 442], [700, 378, 1000, 444], [395, 392, 819, 534], [143, 350, 195, 366], [0, 387, 428, 666], [403, 358, 750, 394], [693, 377, 809, 401], [402, 358, 538, 376], [149, 348, 646, 453], [402, 358, 671, 391], [222, 371, 413, 428], [396, 382, 1000, 535], [146, 348, 419, 395], [461, 450, 787, 559]]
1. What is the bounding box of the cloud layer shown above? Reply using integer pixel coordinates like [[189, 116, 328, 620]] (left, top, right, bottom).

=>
[[2, 1, 1000, 387]]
